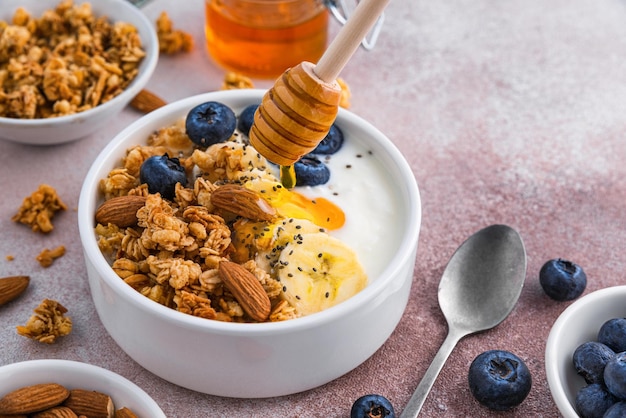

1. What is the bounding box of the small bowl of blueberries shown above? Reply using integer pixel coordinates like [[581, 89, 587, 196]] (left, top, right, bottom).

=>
[[546, 285, 626, 418]]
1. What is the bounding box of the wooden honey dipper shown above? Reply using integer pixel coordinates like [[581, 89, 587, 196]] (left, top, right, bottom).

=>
[[249, 0, 391, 166]]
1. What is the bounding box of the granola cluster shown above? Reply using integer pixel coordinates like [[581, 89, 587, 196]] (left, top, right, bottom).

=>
[[156, 11, 193, 55], [12, 184, 67, 233], [0, 0, 146, 119], [95, 122, 297, 323], [16, 299, 72, 344]]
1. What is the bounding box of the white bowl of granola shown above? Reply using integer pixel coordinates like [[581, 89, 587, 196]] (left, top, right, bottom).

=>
[[0, 359, 165, 416], [78, 88, 421, 397], [0, 0, 158, 145]]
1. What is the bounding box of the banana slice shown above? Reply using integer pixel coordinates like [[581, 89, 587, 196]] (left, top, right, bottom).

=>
[[277, 232, 367, 316], [254, 218, 324, 272]]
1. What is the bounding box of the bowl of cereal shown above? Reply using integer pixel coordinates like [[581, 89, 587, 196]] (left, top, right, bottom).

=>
[[0, 0, 158, 145], [78, 88, 421, 397], [0, 359, 165, 416], [545, 286, 626, 417]]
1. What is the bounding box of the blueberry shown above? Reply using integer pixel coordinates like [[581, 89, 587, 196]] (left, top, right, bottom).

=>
[[310, 123, 344, 155], [237, 104, 259, 138], [350, 394, 395, 418], [598, 318, 626, 353], [467, 350, 532, 411], [573, 342, 615, 384], [185, 101, 236, 147], [294, 156, 330, 186], [139, 154, 187, 200], [604, 352, 626, 399], [575, 383, 617, 418], [539, 258, 587, 301], [604, 401, 626, 418]]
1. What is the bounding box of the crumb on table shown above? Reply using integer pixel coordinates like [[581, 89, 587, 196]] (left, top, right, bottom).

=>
[[36, 245, 66, 267]]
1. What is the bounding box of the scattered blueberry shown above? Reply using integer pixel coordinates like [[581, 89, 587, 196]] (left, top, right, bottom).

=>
[[294, 156, 330, 186], [573, 341, 615, 384], [598, 318, 626, 353], [575, 383, 617, 418], [139, 154, 187, 200], [310, 123, 344, 155], [468, 350, 532, 411], [185, 101, 236, 147], [604, 352, 626, 400], [539, 258, 587, 301], [350, 394, 395, 418], [604, 401, 626, 418], [237, 104, 259, 138]]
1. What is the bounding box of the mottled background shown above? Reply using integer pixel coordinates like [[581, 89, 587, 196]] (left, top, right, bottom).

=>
[[2, 0, 626, 416]]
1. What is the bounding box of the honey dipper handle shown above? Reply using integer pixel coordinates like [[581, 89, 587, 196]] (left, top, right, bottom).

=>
[[315, 0, 391, 82]]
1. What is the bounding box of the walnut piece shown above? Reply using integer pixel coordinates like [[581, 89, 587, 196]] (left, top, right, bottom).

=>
[[16, 299, 72, 344], [12, 184, 67, 233]]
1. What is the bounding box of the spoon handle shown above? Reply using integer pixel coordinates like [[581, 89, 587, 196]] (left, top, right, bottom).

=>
[[399, 329, 465, 418]]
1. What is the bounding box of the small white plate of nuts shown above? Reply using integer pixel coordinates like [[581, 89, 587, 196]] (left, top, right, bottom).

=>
[[0, 359, 165, 417]]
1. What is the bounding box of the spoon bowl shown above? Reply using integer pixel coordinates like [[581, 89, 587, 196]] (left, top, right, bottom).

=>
[[401, 224, 526, 417], [439, 224, 527, 332]]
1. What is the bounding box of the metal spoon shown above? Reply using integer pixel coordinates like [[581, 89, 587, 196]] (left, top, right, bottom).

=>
[[400, 224, 527, 417]]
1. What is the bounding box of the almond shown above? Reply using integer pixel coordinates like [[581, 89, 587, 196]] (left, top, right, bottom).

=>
[[62, 389, 114, 418], [95, 195, 147, 228], [0, 275, 30, 306], [32, 406, 78, 418], [0, 383, 69, 415], [218, 261, 271, 322], [129, 89, 166, 113], [211, 184, 276, 222], [114, 407, 138, 418]]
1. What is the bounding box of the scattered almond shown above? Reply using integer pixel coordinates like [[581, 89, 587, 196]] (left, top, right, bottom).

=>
[[129, 89, 166, 113], [114, 407, 138, 418], [211, 184, 276, 222], [62, 389, 114, 418], [0, 383, 69, 415], [95, 195, 147, 227], [0, 275, 29, 306], [218, 261, 271, 322]]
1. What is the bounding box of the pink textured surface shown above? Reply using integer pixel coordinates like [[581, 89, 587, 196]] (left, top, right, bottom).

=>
[[2, 0, 626, 416]]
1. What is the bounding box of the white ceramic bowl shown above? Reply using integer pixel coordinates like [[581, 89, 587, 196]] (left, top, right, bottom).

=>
[[0, 359, 165, 416], [0, 0, 158, 145], [545, 286, 626, 417], [78, 89, 421, 398]]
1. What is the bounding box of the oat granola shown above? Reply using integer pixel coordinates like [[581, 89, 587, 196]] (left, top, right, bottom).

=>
[[156, 11, 193, 55], [36, 245, 66, 267], [16, 299, 72, 344], [94, 121, 305, 323], [12, 184, 67, 233], [0, 0, 146, 119], [221, 72, 254, 90]]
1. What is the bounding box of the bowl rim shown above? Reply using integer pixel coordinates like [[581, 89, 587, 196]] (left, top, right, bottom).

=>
[[78, 88, 421, 335], [545, 285, 626, 417], [0, 0, 159, 126], [0, 359, 166, 416]]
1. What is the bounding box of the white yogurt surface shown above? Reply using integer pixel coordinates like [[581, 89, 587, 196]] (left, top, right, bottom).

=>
[[296, 135, 402, 281]]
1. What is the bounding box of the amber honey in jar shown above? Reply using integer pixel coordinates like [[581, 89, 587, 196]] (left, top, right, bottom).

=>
[[205, 0, 329, 78]]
